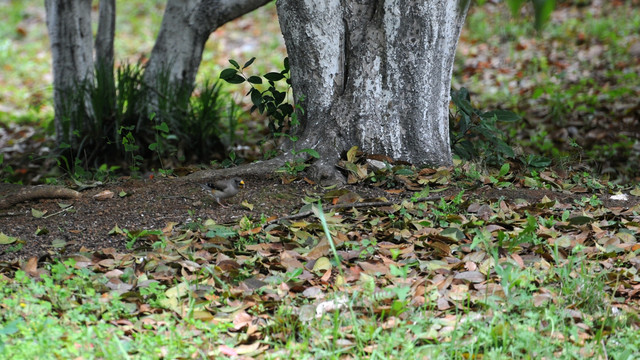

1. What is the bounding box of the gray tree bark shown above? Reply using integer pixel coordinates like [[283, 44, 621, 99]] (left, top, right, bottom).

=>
[[95, 0, 115, 69], [276, 0, 469, 183], [45, 0, 94, 146], [142, 0, 271, 94]]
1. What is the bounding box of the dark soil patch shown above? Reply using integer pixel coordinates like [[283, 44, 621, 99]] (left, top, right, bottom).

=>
[[2, 173, 636, 262], [0, 174, 395, 261]]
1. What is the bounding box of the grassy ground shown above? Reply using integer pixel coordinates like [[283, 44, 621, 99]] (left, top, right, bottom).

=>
[[454, 1, 640, 180], [1, 169, 640, 359]]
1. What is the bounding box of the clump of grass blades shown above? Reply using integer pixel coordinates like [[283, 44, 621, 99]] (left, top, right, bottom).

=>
[[56, 61, 232, 175]]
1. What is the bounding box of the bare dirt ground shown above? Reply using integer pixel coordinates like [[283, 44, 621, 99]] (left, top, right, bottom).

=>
[[1, 172, 636, 262]]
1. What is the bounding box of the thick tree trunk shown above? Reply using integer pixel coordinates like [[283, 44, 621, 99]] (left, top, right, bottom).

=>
[[276, 0, 469, 183], [45, 0, 94, 146], [143, 0, 271, 95]]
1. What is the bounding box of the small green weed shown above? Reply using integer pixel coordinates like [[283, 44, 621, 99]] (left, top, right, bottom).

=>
[[218, 150, 242, 168], [276, 148, 320, 176], [449, 87, 520, 166], [574, 194, 603, 207]]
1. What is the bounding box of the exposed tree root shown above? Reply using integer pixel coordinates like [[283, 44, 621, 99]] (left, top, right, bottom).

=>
[[0, 154, 341, 210], [186, 157, 286, 181], [0, 186, 82, 210], [186, 150, 347, 186]]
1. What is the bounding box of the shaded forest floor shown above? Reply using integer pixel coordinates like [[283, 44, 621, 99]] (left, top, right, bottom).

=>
[[1, 169, 637, 262], [1, 162, 640, 357]]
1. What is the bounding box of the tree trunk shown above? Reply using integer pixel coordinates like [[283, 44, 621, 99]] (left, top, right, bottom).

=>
[[45, 0, 94, 146], [276, 0, 469, 183], [95, 0, 115, 69], [142, 0, 271, 96], [45, 0, 268, 148], [94, 0, 117, 132]]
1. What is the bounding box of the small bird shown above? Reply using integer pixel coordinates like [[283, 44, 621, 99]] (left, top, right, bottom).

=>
[[201, 177, 245, 207]]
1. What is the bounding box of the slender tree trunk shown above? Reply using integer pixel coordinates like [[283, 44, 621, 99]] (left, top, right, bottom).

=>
[[95, 0, 115, 69], [94, 0, 116, 134], [276, 0, 469, 183], [45, 0, 94, 146], [45, 0, 267, 149]]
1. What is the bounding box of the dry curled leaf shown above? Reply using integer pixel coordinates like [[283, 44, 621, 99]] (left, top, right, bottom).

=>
[[94, 190, 115, 201]]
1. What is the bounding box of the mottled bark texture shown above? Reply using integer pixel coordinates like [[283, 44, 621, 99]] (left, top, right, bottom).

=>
[[277, 0, 469, 183], [142, 0, 271, 94], [45, 0, 94, 145], [95, 0, 115, 69]]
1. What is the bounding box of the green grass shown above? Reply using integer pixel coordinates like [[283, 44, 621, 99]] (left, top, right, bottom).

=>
[[1, 4, 639, 355], [1, 225, 638, 358], [0, 2, 52, 123], [0, 261, 232, 358], [456, 2, 640, 180]]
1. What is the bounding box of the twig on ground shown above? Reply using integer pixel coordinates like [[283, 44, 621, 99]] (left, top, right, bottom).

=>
[[43, 205, 74, 219]]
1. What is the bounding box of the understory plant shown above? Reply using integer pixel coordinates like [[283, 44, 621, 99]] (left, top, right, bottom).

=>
[[56, 61, 234, 177], [449, 87, 551, 170], [220, 57, 321, 175], [449, 87, 519, 166], [220, 57, 296, 138]]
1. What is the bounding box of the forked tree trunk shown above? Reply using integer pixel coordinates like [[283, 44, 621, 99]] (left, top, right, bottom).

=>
[[142, 0, 270, 98], [276, 0, 469, 183]]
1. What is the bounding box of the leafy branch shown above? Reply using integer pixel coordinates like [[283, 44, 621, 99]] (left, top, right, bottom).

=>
[[220, 57, 296, 136]]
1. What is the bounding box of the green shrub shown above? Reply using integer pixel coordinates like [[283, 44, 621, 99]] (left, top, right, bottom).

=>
[[449, 87, 519, 166]]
